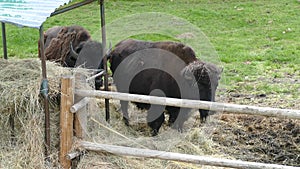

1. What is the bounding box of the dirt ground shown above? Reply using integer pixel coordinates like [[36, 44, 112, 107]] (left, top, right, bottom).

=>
[[210, 73, 300, 167], [212, 114, 299, 166]]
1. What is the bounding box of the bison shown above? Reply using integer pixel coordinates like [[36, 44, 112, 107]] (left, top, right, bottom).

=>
[[109, 39, 222, 136], [39, 25, 104, 89], [39, 25, 92, 67]]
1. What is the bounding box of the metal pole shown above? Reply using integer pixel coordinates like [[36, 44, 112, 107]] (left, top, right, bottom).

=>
[[39, 25, 50, 158], [1, 22, 8, 59], [50, 0, 94, 17], [100, 0, 110, 122]]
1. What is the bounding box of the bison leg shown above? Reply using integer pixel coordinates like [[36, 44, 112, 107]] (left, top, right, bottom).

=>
[[120, 100, 130, 126], [147, 105, 165, 136], [199, 109, 209, 123], [166, 106, 179, 126], [94, 71, 103, 90], [168, 107, 189, 132]]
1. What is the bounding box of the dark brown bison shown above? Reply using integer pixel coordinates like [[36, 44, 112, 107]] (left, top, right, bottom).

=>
[[109, 39, 222, 136], [39, 25, 92, 67], [39, 25, 104, 89]]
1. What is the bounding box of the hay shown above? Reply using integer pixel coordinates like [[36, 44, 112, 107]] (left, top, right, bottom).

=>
[[0, 58, 93, 169], [76, 98, 227, 169]]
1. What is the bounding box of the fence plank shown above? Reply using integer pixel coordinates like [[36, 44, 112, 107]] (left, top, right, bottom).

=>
[[60, 76, 74, 169], [75, 90, 300, 120], [79, 141, 298, 169], [70, 97, 90, 113]]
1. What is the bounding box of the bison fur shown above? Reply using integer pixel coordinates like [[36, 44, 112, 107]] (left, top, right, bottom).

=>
[[109, 39, 222, 136]]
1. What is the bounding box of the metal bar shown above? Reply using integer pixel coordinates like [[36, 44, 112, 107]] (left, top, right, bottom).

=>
[[50, 0, 95, 17], [1, 22, 8, 59], [39, 25, 51, 158], [100, 0, 110, 122]]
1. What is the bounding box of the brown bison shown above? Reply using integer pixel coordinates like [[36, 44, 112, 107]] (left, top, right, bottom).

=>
[[39, 25, 104, 89], [39, 25, 92, 67], [109, 39, 222, 136]]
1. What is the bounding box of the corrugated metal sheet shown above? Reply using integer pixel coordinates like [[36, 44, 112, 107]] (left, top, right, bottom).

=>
[[0, 0, 72, 29]]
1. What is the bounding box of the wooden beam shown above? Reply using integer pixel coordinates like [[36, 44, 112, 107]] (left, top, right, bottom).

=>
[[75, 90, 300, 120], [70, 97, 90, 113], [79, 141, 298, 169], [60, 76, 74, 169], [67, 151, 82, 160]]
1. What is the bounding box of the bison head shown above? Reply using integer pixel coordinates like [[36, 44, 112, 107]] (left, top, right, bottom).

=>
[[181, 61, 222, 122], [40, 25, 91, 67], [70, 40, 104, 89]]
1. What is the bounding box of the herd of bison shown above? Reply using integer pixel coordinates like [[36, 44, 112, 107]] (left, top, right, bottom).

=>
[[39, 25, 299, 166], [39, 25, 221, 136]]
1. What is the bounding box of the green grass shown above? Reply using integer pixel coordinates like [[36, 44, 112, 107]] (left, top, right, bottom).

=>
[[0, 0, 299, 93]]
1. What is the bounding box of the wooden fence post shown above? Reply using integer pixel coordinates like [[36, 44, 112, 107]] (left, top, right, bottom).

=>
[[60, 76, 74, 169]]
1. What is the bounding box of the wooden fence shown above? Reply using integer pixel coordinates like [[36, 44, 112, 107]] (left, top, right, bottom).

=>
[[59, 75, 300, 169]]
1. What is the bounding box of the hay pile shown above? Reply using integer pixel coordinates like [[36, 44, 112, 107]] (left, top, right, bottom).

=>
[[0, 58, 92, 168], [0, 58, 67, 168]]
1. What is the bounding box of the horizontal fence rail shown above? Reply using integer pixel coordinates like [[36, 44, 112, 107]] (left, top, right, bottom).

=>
[[71, 97, 90, 113], [75, 90, 300, 120], [79, 141, 299, 169]]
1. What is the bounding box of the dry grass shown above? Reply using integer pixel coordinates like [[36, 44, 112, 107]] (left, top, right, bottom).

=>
[[0, 58, 93, 168], [0, 59, 61, 168], [76, 98, 228, 169]]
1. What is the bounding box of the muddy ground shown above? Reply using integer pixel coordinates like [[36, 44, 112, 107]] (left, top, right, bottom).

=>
[[210, 72, 300, 166]]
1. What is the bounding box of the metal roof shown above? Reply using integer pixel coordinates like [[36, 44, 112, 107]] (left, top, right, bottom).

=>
[[0, 0, 72, 29]]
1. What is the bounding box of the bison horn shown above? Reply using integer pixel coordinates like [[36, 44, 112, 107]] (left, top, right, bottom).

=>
[[69, 42, 79, 60]]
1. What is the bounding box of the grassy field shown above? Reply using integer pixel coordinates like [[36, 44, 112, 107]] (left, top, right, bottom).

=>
[[1, 0, 299, 89]]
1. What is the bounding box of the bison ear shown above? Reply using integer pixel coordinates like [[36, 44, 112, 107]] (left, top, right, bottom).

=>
[[77, 30, 91, 42]]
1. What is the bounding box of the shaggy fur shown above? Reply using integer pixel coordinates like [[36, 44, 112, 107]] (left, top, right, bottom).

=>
[[38, 25, 91, 67], [109, 39, 197, 71], [109, 39, 222, 135]]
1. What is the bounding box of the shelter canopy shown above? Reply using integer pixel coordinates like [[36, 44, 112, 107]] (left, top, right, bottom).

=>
[[0, 0, 72, 29]]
